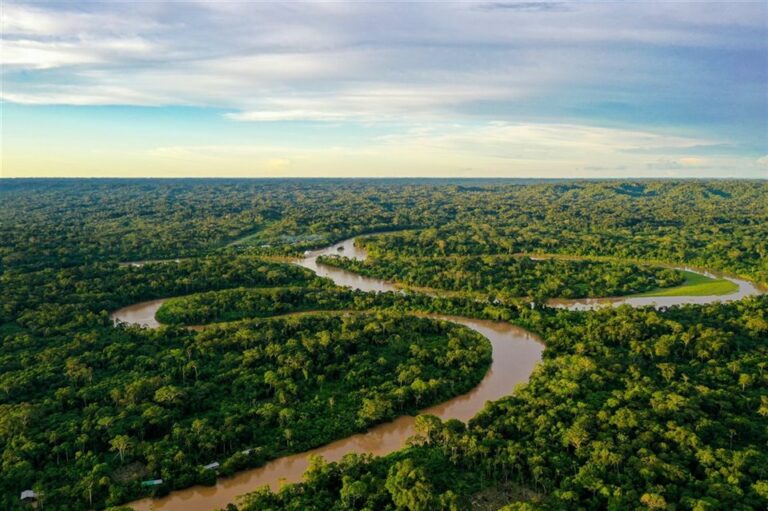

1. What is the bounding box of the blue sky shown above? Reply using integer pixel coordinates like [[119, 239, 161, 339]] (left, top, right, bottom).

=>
[[1, 1, 766, 178]]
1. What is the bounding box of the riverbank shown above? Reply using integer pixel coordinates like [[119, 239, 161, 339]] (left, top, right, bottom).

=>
[[116, 233, 765, 511], [638, 270, 737, 297]]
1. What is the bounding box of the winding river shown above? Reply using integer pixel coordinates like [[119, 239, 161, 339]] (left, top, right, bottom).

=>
[[113, 236, 762, 511]]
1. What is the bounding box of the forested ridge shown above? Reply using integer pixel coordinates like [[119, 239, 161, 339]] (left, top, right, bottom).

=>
[[1, 179, 766, 510]]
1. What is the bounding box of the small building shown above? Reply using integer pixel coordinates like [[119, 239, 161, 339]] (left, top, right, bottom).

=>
[[20, 490, 38, 502], [203, 462, 220, 471], [141, 479, 163, 487]]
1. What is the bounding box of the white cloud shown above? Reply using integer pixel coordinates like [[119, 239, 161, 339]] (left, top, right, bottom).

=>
[[6, 123, 757, 178], [226, 110, 358, 122], [677, 157, 707, 167], [226, 84, 517, 122], [265, 158, 292, 171], [1, 0, 765, 179], [2, 4, 71, 35], [2, 37, 157, 69], [2, 39, 102, 68], [2, 4, 99, 35], [141, 121, 731, 176], [1, 85, 173, 106], [2, 0, 765, 110], [1, 2, 167, 37], [376, 122, 716, 158]]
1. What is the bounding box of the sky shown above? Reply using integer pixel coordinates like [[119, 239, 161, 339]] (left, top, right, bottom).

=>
[[1, 0, 767, 178]]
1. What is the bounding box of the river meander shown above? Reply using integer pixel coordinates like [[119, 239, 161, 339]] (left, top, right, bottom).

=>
[[112, 236, 762, 511]]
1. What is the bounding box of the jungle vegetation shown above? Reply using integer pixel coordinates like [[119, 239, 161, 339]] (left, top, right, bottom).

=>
[[316, 254, 684, 300], [1, 305, 490, 509], [1, 178, 766, 510], [2, 179, 767, 283], [239, 296, 768, 511]]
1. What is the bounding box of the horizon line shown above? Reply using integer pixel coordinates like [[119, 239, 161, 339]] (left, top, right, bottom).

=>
[[2, 176, 767, 182]]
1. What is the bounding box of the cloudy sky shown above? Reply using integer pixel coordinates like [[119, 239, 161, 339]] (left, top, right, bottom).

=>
[[1, 1, 766, 178]]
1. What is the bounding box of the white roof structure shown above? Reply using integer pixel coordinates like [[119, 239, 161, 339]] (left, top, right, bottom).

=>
[[20, 490, 37, 501], [203, 461, 220, 470]]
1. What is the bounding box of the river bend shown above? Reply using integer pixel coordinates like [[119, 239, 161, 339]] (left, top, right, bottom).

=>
[[113, 236, 761, 511]]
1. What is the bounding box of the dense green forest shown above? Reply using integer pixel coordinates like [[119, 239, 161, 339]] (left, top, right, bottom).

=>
[[2, 180, 767, 282], [156, 287, 356, 325], [1, 307, 491, 509], [239, 297, 768, 511], [1, 255, 328, 327], [156, 285, 540, 328], [317, 254, 684, 300], [1, 179, 766, 510]]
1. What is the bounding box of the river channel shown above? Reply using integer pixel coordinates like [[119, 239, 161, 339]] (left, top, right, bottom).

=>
[[113, 236, 761, 510]]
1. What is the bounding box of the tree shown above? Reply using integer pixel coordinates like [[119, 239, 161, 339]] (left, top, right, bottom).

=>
[[358, 396, 393, 423], [414, 415, 442, 445], [80, 463, 110, 507], [640, 493, 668, 509], [154, 385, 184, 405], [110, 435, 131, 463], [385, 459, 435, 511], [340, 475, 368, 508]]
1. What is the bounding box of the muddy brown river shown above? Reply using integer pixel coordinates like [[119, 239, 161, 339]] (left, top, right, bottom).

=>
[[111, 236, 762, 511]]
